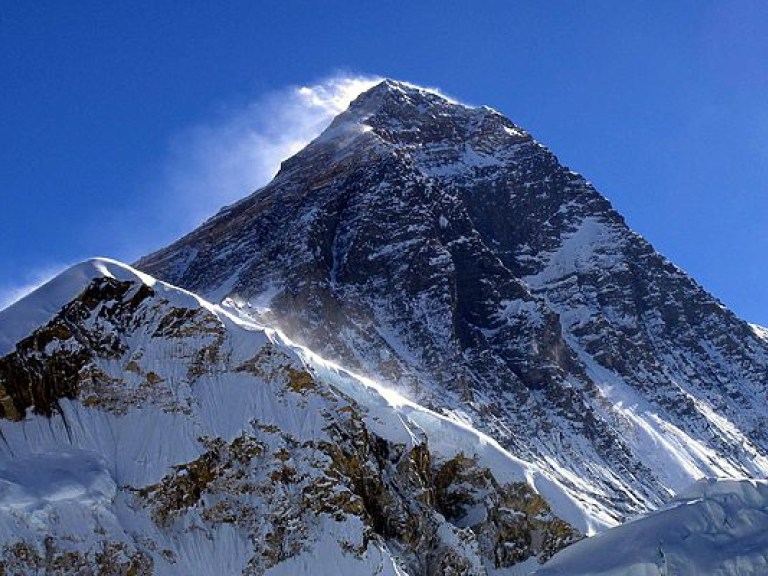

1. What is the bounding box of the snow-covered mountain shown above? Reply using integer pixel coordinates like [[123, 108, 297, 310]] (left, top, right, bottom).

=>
[[138, 79, 768, 524], [0, 258, 591, 574], [4, 79, 768, 574]]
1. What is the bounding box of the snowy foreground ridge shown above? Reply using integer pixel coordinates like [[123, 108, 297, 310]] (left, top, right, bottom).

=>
[[0, 258, 591, 574], [3, 262, 768, 575]]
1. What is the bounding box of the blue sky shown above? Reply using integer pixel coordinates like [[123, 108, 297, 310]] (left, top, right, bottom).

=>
[[1, 1, 767, 324]]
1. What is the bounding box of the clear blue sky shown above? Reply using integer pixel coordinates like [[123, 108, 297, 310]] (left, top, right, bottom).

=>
[[1, 1, 767, 324]]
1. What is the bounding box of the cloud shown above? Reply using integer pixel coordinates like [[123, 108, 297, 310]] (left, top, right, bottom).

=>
[[0, 263, 72, 312], [158, 74, 382, 227]]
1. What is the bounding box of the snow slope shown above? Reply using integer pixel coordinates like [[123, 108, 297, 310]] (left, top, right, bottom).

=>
[[535, 478, 768, 576], [0, 258, 157, 356]]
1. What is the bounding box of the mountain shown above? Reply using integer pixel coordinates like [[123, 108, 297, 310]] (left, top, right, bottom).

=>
[[0, 258, 589, 574], [137, 79, 768, 523], [4, 79, 768, 575]]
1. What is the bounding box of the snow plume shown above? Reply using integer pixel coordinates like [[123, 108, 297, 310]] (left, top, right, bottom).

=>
[[0, 262, 72, 312], [161, 74, 381, 226], [0, 76, 381, 311]]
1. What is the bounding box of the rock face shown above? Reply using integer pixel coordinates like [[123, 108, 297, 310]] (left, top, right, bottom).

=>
[[138, 79, 768, 522], [0, 259, 584, 575]]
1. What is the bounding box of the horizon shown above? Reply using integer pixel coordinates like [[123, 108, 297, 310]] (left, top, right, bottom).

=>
[[1, 2, 767, 325]]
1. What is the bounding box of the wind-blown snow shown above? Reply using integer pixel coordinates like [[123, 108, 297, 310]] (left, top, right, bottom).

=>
[[300, 348, 612, 534]]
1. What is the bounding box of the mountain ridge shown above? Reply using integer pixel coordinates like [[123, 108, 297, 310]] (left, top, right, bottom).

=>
[[0, 257, 593, 574]]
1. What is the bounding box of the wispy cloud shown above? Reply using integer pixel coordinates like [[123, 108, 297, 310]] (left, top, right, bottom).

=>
[[158, 74, 381, 228], [0, 263, 72, 312]]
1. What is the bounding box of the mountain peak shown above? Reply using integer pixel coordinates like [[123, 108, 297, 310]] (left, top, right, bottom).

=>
[[355, 78, 458, 104], [0, 258, 215, 357], [0, 258, 148, 356], [137, 80, 768, 529], [300, 77, 528, 175], [7, 76, 768, 573], [327, 77, 478, 131]]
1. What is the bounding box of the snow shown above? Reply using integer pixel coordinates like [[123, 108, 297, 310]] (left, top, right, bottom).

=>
[[3, 77, 767, 573], [487, 298, 544, 334], [0, 447, 124, 560], [572, 344, 755, 493], [534, 478, 768, 576], [265, 516, 407, 576], [525, 217, 615, 286], [0, 449, 115, 512], [503, 125, 525, 137], [418, 143, 506, 178], [523, 212, 768, 512], [750, 323, 768, 342], [0, 257, 252, 357], [293, 342, 613, 534]]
